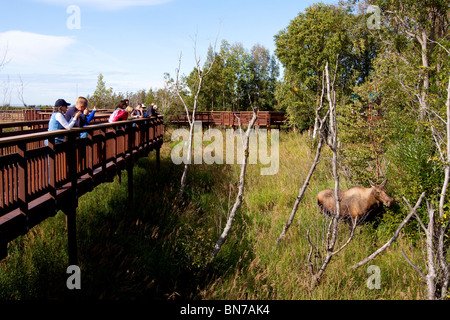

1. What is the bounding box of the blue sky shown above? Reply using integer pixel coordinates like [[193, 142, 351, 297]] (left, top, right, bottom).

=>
[[0, 0, 338, 106]]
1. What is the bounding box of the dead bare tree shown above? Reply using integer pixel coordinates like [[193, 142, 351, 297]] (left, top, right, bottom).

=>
[[0, 46, 9, 71], [399, 76, 450, 300], [308, 60, 360, 289], [276, 59, 356, 288], [312, 71, 327, 139], [210, 106, 258, 261], [277, 68, 329, 244], [17, 75, 27, 107], [174, 36, 217, 200], [0, 47, 11, 119]]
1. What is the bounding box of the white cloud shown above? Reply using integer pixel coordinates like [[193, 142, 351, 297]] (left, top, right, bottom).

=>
[[0, 31, 76, 66], [33, 0, 173, 10]]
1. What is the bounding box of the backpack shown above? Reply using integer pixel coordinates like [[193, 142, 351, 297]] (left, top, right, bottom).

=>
[[108, 109, 128, 123]]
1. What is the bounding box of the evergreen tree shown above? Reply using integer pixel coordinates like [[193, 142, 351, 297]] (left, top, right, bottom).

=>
[[88, 73, 114, 109]]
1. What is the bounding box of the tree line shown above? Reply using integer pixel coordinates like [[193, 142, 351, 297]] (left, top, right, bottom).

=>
[[88, 40, 280, 116]]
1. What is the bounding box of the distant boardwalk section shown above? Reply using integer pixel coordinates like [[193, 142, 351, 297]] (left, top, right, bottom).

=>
[[169, 111, 286, 128]]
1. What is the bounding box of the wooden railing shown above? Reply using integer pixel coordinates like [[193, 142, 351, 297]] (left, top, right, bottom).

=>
[[22, 108, 115, 121], [169, 111, 286, 128], [0, 116, 164, 264]]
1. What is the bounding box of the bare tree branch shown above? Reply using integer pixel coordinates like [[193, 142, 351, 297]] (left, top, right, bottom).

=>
[[331, 217, 357, 256], [174, 33, 218, 199], [17, 75, 27, 107], [309, 60, 349, 290], [351, 192, 426, 269], [400, 249, 426, 280]]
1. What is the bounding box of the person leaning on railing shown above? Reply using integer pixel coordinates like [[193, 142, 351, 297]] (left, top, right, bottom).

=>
[[144, 102, 158, 118], [80, 106, 97, 138], [45, 99, 82, 145], [65, 96, 88, 128], [131, 103, 144, 119]]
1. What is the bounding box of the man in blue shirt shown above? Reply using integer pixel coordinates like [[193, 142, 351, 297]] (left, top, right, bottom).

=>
[[65, 96, 88, 127]]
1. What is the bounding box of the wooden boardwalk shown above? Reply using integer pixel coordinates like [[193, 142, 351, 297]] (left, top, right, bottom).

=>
[[0, 116, 163, 264]]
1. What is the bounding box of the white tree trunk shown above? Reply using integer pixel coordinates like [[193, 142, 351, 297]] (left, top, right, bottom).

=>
[[211, 108, 258, 261]]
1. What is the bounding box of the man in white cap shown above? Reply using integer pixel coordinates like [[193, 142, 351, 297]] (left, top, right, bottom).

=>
[[150, 102, 158, 117]]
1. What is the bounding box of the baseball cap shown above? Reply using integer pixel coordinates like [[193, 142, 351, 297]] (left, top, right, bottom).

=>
[[55, 99, 71, 108]]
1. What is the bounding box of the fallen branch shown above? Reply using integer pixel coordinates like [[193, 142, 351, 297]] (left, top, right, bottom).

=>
[[351, 192, 426, 270]]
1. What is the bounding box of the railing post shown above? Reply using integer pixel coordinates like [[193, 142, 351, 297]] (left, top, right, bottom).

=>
[[126, 123, 134, 207], [17, 142, 29, 231], [144, 119, 150, 153], [86, 129, 93, 180], [101, 127, 107, 182], [47, 137, 58, 216], [0, 241, 6, 260], [66, 205, 78, 266], [111, 125, 119, 182], [156, 147, 161, 172]]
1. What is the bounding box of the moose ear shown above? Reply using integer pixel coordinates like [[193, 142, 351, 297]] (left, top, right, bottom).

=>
[[380, 179, 388, 188], [368, 179, 376, 187]]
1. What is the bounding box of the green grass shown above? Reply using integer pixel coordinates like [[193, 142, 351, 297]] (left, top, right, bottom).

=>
[[0, 130, 426, 300]]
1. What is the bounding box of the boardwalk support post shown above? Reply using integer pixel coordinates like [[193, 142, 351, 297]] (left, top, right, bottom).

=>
[[156, 147, 160, 171], [127, 163, 133, 207], [64, 133, 79, 266], [127, 123, 134, 207], [65, 206, 78, 266], [0, 241, 6, 260]]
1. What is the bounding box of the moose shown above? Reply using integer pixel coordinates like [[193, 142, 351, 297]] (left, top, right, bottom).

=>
[[317, 179, 395, 225]]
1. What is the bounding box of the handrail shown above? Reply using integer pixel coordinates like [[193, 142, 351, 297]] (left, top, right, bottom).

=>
[[0, 116, 161, 145], [0, 114, 113, 138]]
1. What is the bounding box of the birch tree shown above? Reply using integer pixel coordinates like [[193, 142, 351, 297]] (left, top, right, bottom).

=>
[[309, 61, 358, 289], [174, 38, 216, 199], [210, 106, 258, 261]]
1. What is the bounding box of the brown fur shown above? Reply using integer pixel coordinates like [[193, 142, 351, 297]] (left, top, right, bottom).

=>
[[317, 179, 394, 223]]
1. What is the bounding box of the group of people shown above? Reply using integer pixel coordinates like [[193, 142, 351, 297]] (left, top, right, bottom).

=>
[[131, 102, 159, 118], [107, 99, 159, 123], [48, 97, 159, 143]]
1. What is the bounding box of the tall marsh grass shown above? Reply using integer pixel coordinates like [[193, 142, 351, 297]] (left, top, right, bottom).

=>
[[0, 130, 425, 300]]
